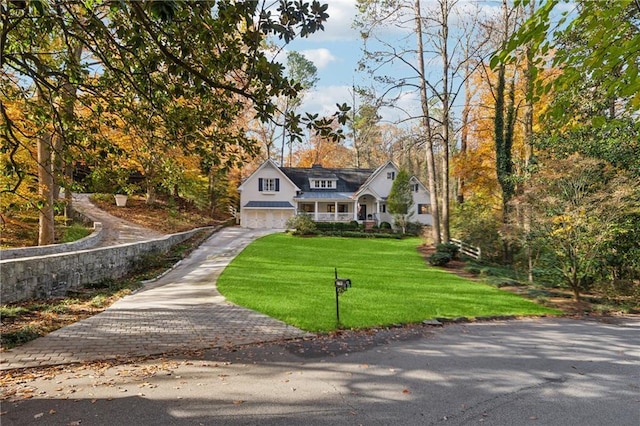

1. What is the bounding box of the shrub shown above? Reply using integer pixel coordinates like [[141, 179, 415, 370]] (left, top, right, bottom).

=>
[[451, 201, 503, 262], [463, 266, 482, 275], [319, 231, 403, 239], [379, 221, 392, 230], [405, 222, 424, 236], [436, 242, 459, 259], [286, 214, 317, 235], [428, 252, 451, 266], [315, 221, 359, 231]]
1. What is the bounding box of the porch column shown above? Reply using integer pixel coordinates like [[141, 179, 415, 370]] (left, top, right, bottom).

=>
[[334, 201, 338, 220], [353, 201, 358, 221], [314, 201, 318, 221]]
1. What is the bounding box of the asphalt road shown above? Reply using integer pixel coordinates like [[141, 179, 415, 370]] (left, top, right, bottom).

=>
[[2, 316, 638, 425]]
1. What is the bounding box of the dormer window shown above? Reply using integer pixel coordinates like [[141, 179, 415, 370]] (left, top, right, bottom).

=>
[[387, 171, 395, 180], [311, 179, 336, 189]]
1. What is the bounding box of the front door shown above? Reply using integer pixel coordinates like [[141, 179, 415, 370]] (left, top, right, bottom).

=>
[[359, 204, 367, 221]]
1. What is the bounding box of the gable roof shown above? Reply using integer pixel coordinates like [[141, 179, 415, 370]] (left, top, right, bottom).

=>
[[354, 160, 397, 198], [239, 160, 428, 202], [409, 175, 429, 192], [238, 159, 300, 192], [280, 166, 374, 193]]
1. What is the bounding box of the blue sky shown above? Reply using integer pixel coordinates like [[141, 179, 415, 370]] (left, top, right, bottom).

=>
[[274, 0, 573, 127], [282, 0, 365, 119], [278, 0, 502, 124]]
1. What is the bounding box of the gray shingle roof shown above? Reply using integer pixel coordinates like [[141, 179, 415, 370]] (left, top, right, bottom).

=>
[[243, 201, 294, 208], [280, 166, 374, 193], [294, 192, 354, 200]]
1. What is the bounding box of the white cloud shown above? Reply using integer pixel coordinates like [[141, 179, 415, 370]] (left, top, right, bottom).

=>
[[301, 48, 337, 69], [300, 85, 353, 117], [298, 84, 422, 126], [310, 0, 359, 41]]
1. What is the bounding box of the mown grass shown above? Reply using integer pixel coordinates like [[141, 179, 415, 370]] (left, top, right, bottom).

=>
[[217, 234, 560, 332]]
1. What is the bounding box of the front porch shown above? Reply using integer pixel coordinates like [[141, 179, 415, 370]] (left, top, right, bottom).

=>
[[295, 196, 393, 225], [297, 201, 356, 222]]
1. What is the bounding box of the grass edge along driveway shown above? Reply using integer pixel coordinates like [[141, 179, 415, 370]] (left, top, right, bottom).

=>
[[217, 234, 559, 332]]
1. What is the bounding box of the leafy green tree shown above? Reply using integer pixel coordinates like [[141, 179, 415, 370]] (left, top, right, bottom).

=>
[[523, 154, 640, 302], [535, 120, 640, 178], [350, 101, 382, 168], [491, 0, 640, 282], [1, 0, 346, 244], [494, 0, 640, 120], [280, 51, 319, 166], [387, 169, 413, 234]]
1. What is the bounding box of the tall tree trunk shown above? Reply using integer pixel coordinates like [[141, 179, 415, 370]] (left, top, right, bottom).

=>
[[523, 0, 535, 281], [351, 88, 361, 168], [439, 0, 451, 243], [37, 128, 55, 245], [495, 0, 516, 262], [52, 134, 63, 201], [54, 43, 83, 214], [458, 58, 471, 204], [280, 100, 289, 166], [494, 60, 507, 201], [208, 169, 216, 215], [146, 183, 157, 205], [415, 0, 441, 245]]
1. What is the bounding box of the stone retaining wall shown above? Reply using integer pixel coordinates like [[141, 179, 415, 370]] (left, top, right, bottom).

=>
[[1, 227, 216, 303], [0, 222, 105, 261]]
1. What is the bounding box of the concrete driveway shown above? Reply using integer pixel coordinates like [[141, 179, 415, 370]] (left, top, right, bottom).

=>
[[2, 317, 638, 425], [1, 227, 308, 370]]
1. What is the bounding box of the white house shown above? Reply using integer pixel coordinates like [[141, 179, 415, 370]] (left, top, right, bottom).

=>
[[237, 159, 432, 229]]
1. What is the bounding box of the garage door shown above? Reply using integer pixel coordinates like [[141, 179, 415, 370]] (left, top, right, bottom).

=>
[[241, 209, 294, 229]]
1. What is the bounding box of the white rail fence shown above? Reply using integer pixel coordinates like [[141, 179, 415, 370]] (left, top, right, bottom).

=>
[[450, 238, 481, 261]]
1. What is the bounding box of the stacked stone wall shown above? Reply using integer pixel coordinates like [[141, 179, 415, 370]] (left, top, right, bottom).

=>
[[0, 223, 105, 261], [1, 227, 215, 303]]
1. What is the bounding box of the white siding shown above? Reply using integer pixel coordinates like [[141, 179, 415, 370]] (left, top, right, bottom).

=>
[[368, 163, 398, 197], [411, 177, 432, 225], [239, 162, 297, 207], [239, 161, 297, 228]]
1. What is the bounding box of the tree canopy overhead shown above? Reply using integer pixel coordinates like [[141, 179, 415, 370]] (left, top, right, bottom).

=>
[[1, 0, 347, 191], [1, 0, 349, 245], [493, 0, 640, 122]]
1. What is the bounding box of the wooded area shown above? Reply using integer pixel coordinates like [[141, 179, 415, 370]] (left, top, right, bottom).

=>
[[1, 0, 638, 304]]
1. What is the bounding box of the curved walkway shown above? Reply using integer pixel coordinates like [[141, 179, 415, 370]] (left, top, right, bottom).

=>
[[1, 226, 309, 371], [72, 193, 165, 247]]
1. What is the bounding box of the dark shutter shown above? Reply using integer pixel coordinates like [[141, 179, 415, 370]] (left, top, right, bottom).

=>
[[258, 178, 263, 191], [275, 178, 280, 191]]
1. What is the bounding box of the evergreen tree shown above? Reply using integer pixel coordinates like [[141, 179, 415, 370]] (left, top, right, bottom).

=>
[[387, 169, 413, 234]]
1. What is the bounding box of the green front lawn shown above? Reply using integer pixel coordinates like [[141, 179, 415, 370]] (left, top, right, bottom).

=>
[[217, 234, 559, 331]]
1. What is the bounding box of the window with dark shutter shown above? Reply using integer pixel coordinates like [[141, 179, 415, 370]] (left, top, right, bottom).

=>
[[259, 178, 278, 192]]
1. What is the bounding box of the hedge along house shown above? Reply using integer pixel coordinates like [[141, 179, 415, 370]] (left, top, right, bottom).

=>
[[237, 159, 432, 229]]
